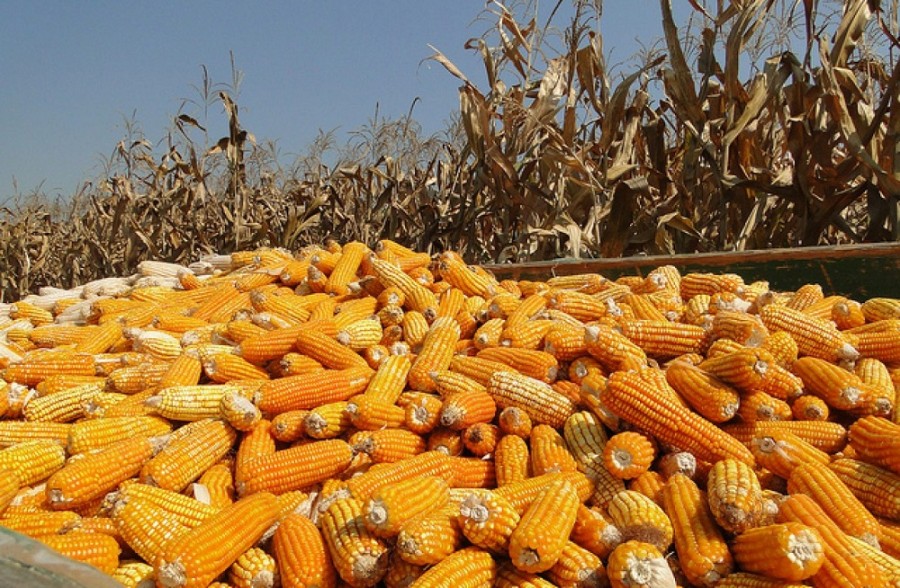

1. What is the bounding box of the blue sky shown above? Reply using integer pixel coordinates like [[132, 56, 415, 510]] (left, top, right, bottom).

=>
[[0, 2, 669, 201]]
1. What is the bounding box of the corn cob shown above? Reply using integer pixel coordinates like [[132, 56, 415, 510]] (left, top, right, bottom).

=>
[[195, 462, 234, 509], [848, 416, 900, 475], [1, 510, 82, 536], [345, 395, 405, 430], [47, 434, 164, 509], [272, 512, 336, 588], [486, 371, 576, 428], [427, 426, 464, 455], [606, 540, 677, 588], [583, 323, 647, 370], [405, 546, 495, 588], [706, 459, 763, 533], [790, 395, 830, 421], [601, 370, 755, 465], [787, 460, 881, 545], [760, 305, 859, 362], [351, 428, 425, 463], [664, 360, 740, 423], [35, 531, 121, 575], [111, 492, 191, 565], [494, 433, 531, 487], [237, 438, 353, 496], [304, 400, 352, 439], [493, 471, 594, 514], [156, 492, 280, 588], [508, 478, 580, 573], [660, 473, 733, 586], [776, 493, 889, 588], [363, 475, 449, 538], [23, 382, 104, 423], [723, 420, 848, 453], [110, 561, 155, 588], [257, 366, 372, 414], [607, 490, 674, 553], [731, 523, 825, 581], [395, 504, 463, 565], [829, 458, 900, 520], [497, 405, 533, 438], [603, 432, 656, 480], [115, 480, 217, 527], [140, 418, 237, 491], [737, 390, 792, 422], [0, 439, 66, 486], [227, 546, 277, 588], [320, 497, 389, 588]]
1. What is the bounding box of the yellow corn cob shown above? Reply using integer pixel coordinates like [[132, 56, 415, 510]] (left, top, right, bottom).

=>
[[494, 561, 556, 588], [47, 434, 163, 510], [345, 395, 405, 431], [737, 390, 792, 422], [829, 458, 900, 520], [320, 497, 389, 588], [787, 460, 881, 545], [776, 493, 889, 588], [23, 382, 104, 423], [228, 546, 277, 588], [269, 410, 307, 443], [294, 328, 370, 371], [0, 421, 70, 449], [111, 492, 191, 565], [760, 305, 859, 362], [713, 573, 808, 587], [455, 489, 520, 555], [583, 323, 647, 371], [459, 423, 497, 458], [499, 319, 554, 350], [529, 423, 579, 476], [750, 427, 831, 480], [350, 428, 425, 463], [115, 480, 217, 527], [508, 478, 580, 573], [346, 451, 453, 503], [0, 465, 18, 516], [497, 405, 533, 438], [849, 416, 900, 475], [492, 471, 594, 515], [364, 475, 449, 538], [272, 512, 336, 588], [603, 432, 656, 480], [405, 546, 495, 588], [111, 561, 155, 588], [257, 366, 372, 414], [406, 317, 461, 392], [384, 553, 424, 588], [203, 353, 269, 383], [543, 540, 605, 587], [732, 523, 825, 581], [140, 418, 237, 491], [761, 330, 799, 368], [236, 438, 353, 496], [218, 389, 261, 431], [697, 347, 774, 393], [477, 347, 559, 383], [665, 360, 740, 423], [793, 356, 874, 411], [723, 420, 848, 454], [145, 385, 244, 421], [607, 490, 674, 553], [156, 492, 280, 588], [395, 504, 463, 565], [35, 531, 121, 575], [856, 329, 900, 364], [601, 369, 755, 465], [862, 297, 900, 321], [486, 371, 576, 428], [427, 426, 463, 456], [278, 352, 325, 377], [0, 439, 66, 487], [494, 433, 530, 487], [28, 324, 95, 348], [34, 374, 108, 396], [370, 256, 438, 316], [438, 389, 497, 432], [0, 510, 82, 536], [606, 540, 677, 588], [660, 473, 733, 586], [570, 504, 622, 560], [846, 535, 900, 587], [195, 462, 234, 509], [790, 395, 830, 421], [706, 459, 763, 534], [619, 320, 707, 359], [680, 272, 744, 298], [880, 518, 900, 559], [108, 362, 172, 393], [304, 401, 352, 439]]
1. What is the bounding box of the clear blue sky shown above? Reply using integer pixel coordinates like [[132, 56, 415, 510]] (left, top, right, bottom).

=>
[[0, 2, 669, 201]]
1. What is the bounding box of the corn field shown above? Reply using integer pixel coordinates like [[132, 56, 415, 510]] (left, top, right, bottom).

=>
[[1, 0, 899, 301]]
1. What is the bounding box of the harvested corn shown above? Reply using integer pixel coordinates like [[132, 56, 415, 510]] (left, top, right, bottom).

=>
[[0, 241, 897, 587]]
